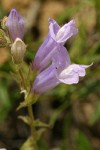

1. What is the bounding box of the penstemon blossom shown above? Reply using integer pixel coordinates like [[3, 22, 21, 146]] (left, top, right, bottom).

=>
[[32, 44, 92, 94], [0, 8, 92, 150], [33, 19, 78, 71], [31, 19, 91, 94], [5, 8, 92, 102]]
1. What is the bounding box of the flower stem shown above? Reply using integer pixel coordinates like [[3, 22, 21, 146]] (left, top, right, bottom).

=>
[[18, 68, 27, 90], [27, 104, 38, 150], [17, 66, 38, 149]]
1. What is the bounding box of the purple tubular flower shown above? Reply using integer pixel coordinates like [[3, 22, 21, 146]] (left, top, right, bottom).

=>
[[6, 9, 24, 41], [33, 19, 78, 71], [53, 44, 92, 85], [31, 65, 60, 94], [32, 44, 92, 94]]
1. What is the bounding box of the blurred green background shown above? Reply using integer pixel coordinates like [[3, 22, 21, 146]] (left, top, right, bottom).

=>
[[0, 0, 100, 149]]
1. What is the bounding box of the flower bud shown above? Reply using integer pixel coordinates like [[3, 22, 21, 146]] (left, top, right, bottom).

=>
[[6, 9, 24, 41], [11, 38, 26, 64]]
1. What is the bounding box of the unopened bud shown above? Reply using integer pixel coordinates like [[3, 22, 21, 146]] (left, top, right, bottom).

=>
[[6, 9, 24, 41], [11, 38, 26, 64]]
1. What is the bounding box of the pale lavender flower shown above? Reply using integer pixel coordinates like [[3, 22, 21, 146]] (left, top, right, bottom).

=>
[[32, 44, 92, 94], [52, 45, 92, 85], [6, 9, 24, 41], [33, 19, 78, 71], [31, 65, 60, 94]]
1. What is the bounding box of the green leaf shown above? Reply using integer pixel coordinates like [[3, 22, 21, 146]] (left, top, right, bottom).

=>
[[16, 100, 34, 110], [18, 115, 31, 125], [17, 101, 29, 110], [33, 119, 50, 128], [19, 116, 50, 128]]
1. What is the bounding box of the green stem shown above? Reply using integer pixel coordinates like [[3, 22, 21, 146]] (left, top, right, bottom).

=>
[[18, 68, 27, 90], [28, 104, 38, 150], [17, 65, 38, 149]]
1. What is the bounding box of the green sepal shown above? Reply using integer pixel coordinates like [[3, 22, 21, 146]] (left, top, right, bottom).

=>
[[1, 16, 8, 30], [0, 29, 7, 47], [0, 29, 5, 37], [5, 35, 12, 46]]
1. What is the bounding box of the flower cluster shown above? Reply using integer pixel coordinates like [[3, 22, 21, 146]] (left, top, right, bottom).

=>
[[6, 9, 92, 94]]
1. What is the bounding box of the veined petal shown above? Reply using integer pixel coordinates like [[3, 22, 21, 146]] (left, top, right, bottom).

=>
[[56, 20, 78, 43], [33, 34, 57, 71], [57, 64, 92, 84], [6, 9, 24, 41], [52, 44, 71, 74], [49, 19, 78, 44], [31, 65, 60, 94], [48, 18, 60, 40]]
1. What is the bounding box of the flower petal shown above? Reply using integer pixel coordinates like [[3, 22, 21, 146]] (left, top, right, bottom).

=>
[[31, 65, 60, 94], [33, 34, 58, 71], [48, 18, 60, 39], [49, 19, 78, 44], [58, 64, 92, 84], [56, 20, 78, 43], [52, 44, 71, 74]]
